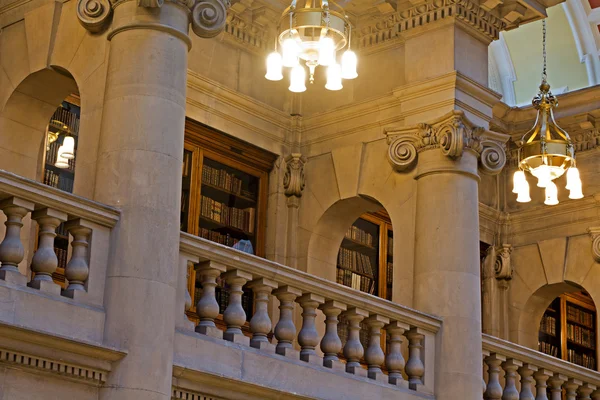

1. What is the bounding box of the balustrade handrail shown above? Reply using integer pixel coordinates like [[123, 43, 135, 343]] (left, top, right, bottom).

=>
[[180, 232, 442, 333], [483, 333, 600, 385], [0, 169, 119, 227]]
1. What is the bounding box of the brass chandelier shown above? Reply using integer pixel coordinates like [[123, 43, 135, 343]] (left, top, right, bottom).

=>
[[264, 0, 357, 92], [512, 20, 583, 205]]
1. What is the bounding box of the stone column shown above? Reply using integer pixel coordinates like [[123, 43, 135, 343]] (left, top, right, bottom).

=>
[[387, 112, 506, 399], [77, 0, 230, 398]]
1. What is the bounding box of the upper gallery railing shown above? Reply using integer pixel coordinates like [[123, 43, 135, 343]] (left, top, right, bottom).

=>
[[483, 334, 600, 399], [0, 170, 119, 309], [179, 232, 442, 395]]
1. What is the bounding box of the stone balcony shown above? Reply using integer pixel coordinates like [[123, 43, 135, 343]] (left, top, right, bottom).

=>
[[0, 169, 600, 399]]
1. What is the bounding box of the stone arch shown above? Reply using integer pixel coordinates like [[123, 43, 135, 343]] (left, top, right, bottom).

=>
[[0, 0, 109, 197], [509, 233, 600, 347], [298, 139, 416, 306]]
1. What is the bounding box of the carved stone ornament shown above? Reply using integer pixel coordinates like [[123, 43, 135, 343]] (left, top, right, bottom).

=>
[[283, 153, 307, 198], [77, 0, 230, 37], [494, 244, 512, 280], [588, 227, 600, 263], [386, 110, 507, 175]]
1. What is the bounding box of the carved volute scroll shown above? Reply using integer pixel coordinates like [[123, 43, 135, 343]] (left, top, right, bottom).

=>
[[494, 244, 512, 280], [77, 0, 113, 33], [588, 227, 600, 263], [386, 110, 508, 176], [283, 153, 307, 198]]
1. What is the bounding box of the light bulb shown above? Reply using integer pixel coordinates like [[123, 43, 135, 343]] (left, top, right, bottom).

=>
[[325, 63, 343, 91], [568, 181, 584, 200], [341, 50, 358, 79], [318, 37, 336, 66], [265, 52, 283, 81], [512, 170, 526, 194], [288, 65, 306, 93], [565, 167, 580, 191], [544, 181, 559, 206], [534, 164, 551, 188], [516, 179, 531, 203], [55, 146, 70, 169], [282, 38, 299, 68], [60, 136, 75, 160]]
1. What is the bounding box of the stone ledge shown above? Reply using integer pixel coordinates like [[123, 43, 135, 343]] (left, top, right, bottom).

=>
[[173, 330, 430, 400]]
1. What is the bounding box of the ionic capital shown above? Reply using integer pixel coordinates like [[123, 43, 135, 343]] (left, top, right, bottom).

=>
[[386, 110, 508, 175], [588, 227, 600, 263]]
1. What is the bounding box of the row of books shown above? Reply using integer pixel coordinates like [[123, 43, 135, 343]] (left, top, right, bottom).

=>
[[337, 247, 375, 278], [540, 315, 557, 336], [200, 195, 256, 234], [567, 349, 596, 369], [43, 170, 74, 193], [53, 246, 69, 270], [198, 228, 240, 247], [202, 165, 247, 197], [336, 268, 375, 294], [567, 305, 594, 328], [50, 107, 80, 135], [388, 236, 393, 256], [386, 262, 393, 286], [538, 341, 559, 357], [345, 225, 374, 247], [46, 141, 76, 171], [567, 323, 595, 348]]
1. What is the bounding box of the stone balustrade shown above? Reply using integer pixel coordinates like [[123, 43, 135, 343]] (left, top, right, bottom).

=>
[[0, 170, 119, 317], [483, 334, 600, 400], [178, 232, 442, 395]]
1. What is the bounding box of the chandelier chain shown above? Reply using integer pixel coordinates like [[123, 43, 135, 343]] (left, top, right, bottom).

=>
[[542, 19, 547, 82]]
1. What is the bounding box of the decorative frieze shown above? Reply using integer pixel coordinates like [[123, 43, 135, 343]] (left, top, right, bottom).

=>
[[386, 110, 507, 175], [283, 153, 306, 198]]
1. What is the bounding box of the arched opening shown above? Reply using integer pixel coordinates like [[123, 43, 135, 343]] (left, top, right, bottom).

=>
[[0, 67, 78, 181]]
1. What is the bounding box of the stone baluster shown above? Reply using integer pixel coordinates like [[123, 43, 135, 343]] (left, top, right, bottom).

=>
[[518, 364, 538, 400], [29, 208, 67, 294], [482, 350, 489, 396], [483, 354, 506, 400], [319, 300, 346, 368], [534, 369, 552, 400], [273, 285, 302, 357], [547, 374, 566, 400], [343, 307, 369, 375], [501, 359, 522, 400], [405, 327, 425, 390], [63, 219, 92, 298], [564, 378, 582, 400], [248, 278, 278, 350], [0, 197, 33, 285], [386, 321, 410, 386], [364, 314, 389, 381], [195, 260, 227, 338], [222, 269, 252, 344], [591, 388, 600, 400], [579, 383, 596, 400], [297, 293, 325, 363]]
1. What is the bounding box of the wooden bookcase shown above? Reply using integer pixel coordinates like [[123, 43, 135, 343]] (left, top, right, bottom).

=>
[[538, 291, 597, 370], [182, 119, 277, 328], [41, 96, 81, 287], [337, 211, 393, 350]]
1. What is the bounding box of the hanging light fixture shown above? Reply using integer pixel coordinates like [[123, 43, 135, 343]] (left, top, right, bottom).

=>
[[512, 20, 583, 205], [263, 0, 357, 91], [55, 146, 70, 169], [59, 136, 75, 160]]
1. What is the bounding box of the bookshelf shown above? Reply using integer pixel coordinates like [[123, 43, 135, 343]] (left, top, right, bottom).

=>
[[538, 292, 597, 370], [41, 97, 81, 288], [182, 119, 277, 331], [337, 210, 394, 351]]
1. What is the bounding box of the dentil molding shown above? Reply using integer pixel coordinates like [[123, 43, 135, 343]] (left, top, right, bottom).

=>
[[77, 0, 230, 38], [386, 110, 507, 175]]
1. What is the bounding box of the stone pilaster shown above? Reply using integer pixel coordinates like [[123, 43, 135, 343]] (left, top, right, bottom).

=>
[[283, 153, 306, 269], [387, 110, 507, 400], [88, 0, 230, 399]]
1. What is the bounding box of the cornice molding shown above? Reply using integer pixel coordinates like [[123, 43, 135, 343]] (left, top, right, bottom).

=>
[[173, 387, 225, 400]]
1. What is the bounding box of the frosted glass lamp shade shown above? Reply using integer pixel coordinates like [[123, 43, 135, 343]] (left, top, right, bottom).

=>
[[265, 52, 283, 81], [516, 179, 531, 203], [325, 64, 343, 91], [544, 181, 559, 206], [60, 136, 75, 160], [289, 65, 306, 93], [568, 182, 583, 199], [318, 37, 336, 66], [512, 170, 526, 194], [55, 146, 70, 169], [565, 167, 580, 190], [282, 38, 299, 67], [341, 50, 358, 79]]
